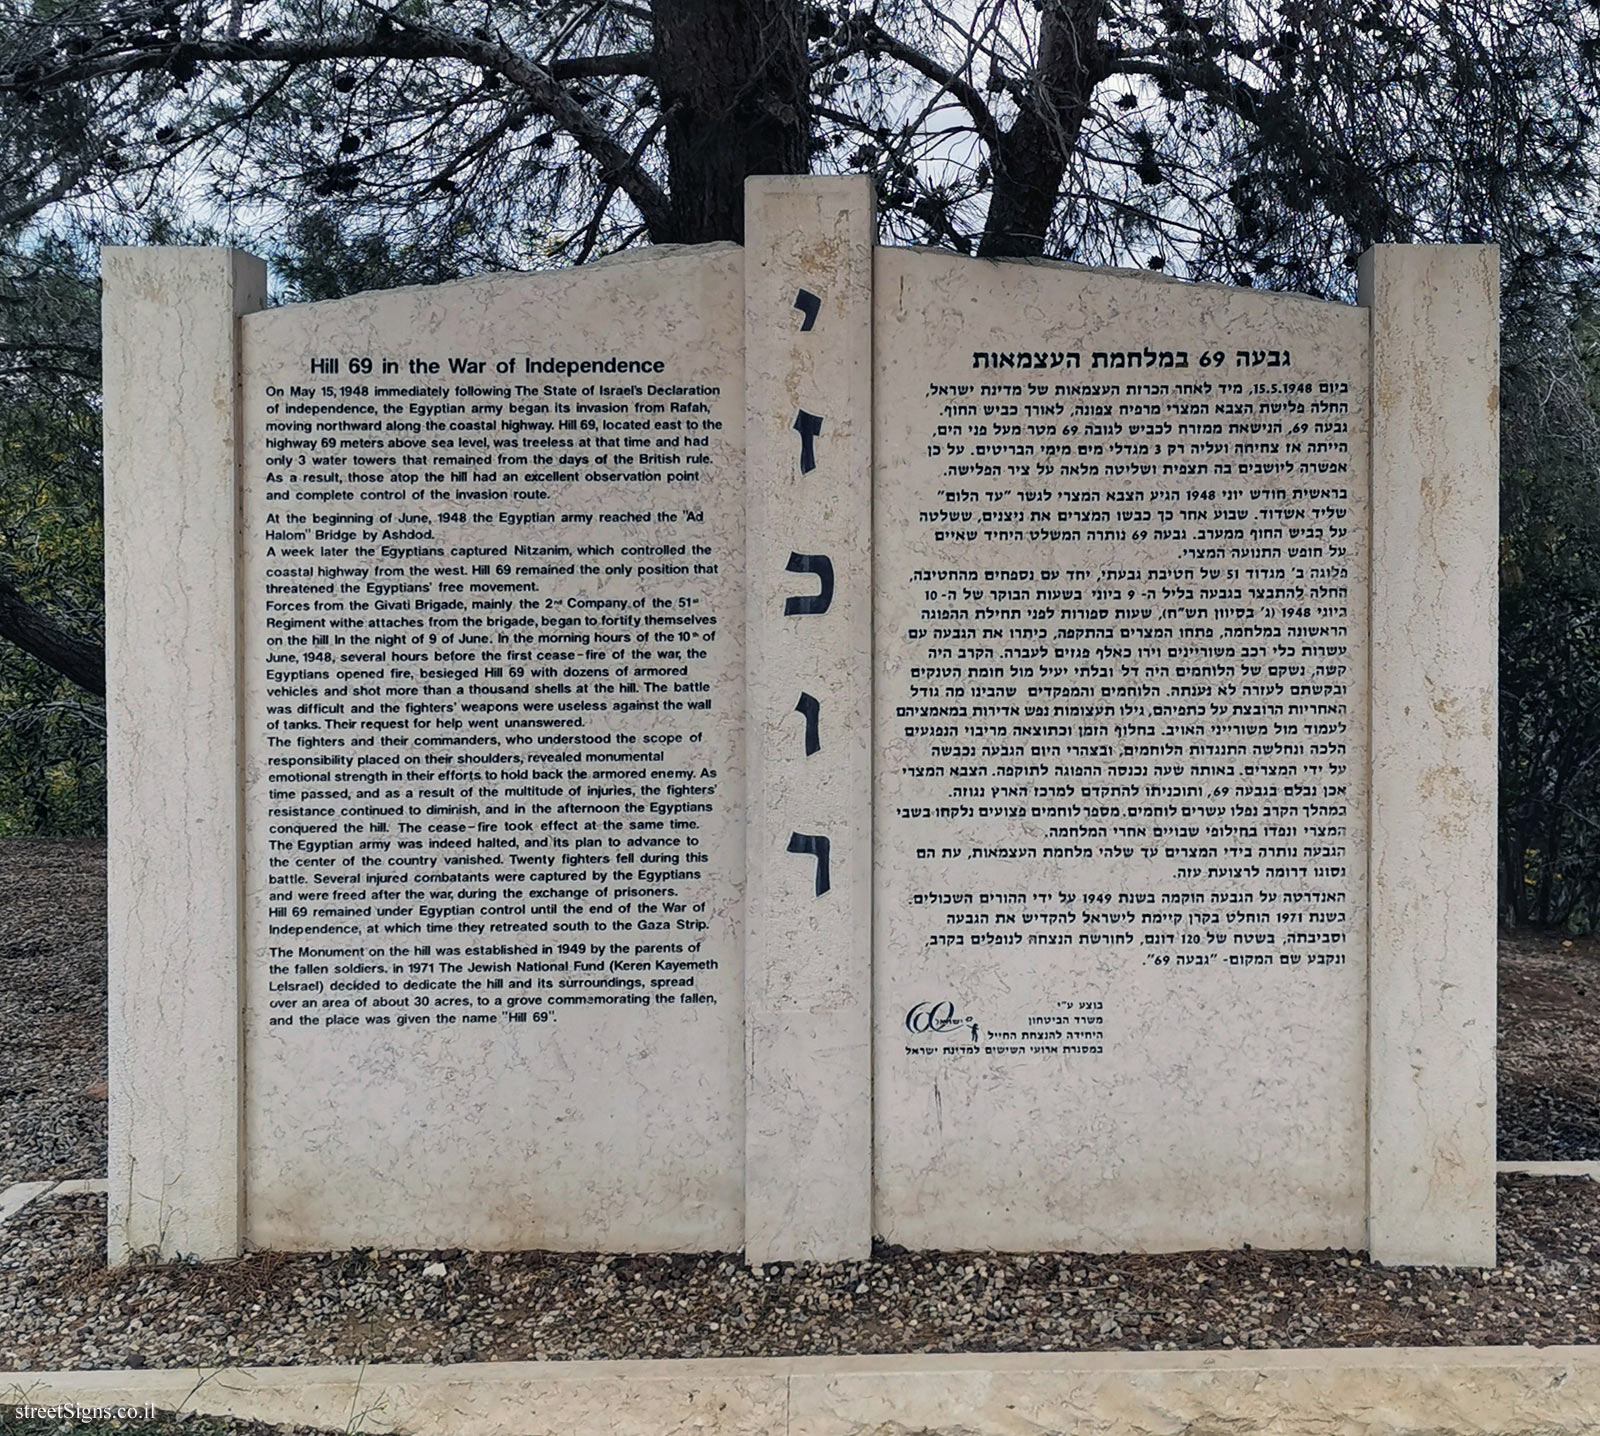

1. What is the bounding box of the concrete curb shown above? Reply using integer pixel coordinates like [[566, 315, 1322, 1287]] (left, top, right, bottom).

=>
[[0, 1178, 107, 1229], [0, 1181, 55, 1228], [6, 1176, 1600, 1432], [7, 1347, 1600, 1435], [1496, 1160, 1600, 1180]]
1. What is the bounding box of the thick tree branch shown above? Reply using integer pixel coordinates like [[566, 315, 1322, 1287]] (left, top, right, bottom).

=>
[[0, 342, 98, 356], [980, 0, 1110, 258], [2, 37, 653, 88], [0, 170, 79, 231], [2, 27, 668, 236], [0, 366, 99, 383], [833, 17, 1003, 151], [573, 108, 669, 264], [0, 577, 104, 697], [546, 51, 653, 79], [1104, 56, 1261, 112]]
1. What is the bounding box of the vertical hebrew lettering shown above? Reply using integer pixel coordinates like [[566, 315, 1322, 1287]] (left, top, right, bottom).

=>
[[793, 288, 822, 331], [782, 552, 835, 615], [787, 832, 832, 896], [795, 691, 821, 755], [793, 409, 823, 474]]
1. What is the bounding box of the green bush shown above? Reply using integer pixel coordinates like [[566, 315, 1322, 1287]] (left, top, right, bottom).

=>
[[1498, 305, 1600, 929], [0, 235, 104, 836]]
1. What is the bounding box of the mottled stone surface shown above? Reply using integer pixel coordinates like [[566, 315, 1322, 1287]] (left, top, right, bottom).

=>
[[872, 248, 1372, 1253], [236, 248, 747, 1252], [1361, 244, 1499, 1268], [742, 176, 875, 1263], [100, 198, 1498, 1269], [18, 1348, 1600, 1435], [102, 247, 267, 1262]]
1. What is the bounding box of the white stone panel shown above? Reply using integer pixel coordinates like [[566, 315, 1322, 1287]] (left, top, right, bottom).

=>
[[872, 249, 1371, 1251], [237, 247, 746, 1251], [742, 177, 875, 1261], [103, 200, 1498, 1268], [103, 247, 266, 1262], [1361, 244, 1499, 1267]]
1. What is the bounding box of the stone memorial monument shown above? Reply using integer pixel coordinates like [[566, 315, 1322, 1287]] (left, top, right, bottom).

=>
[[103, 177, 1497, 1270]]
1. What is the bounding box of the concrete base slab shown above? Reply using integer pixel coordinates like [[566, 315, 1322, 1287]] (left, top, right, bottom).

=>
[[0, 1182, 56, 1228], [0, 1179, 107, 1229], [8, 1347, 1600, 1436], [1496, 1160, 1600, 1180]]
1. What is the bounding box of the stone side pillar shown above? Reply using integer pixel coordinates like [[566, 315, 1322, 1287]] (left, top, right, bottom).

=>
[[742, 177, 875, 1262], [1359, 244, 1499, 1267], [103, 248, 267, 1262]]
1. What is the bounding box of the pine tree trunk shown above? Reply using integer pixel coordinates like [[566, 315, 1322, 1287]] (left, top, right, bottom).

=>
[[979, 0, 1106, 259], [651, 0, 809, 245]]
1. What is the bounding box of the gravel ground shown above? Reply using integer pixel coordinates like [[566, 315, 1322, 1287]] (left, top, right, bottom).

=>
[[0, 839, 106, 1187], [1498, 928, 1600, 1160], [3, 836, 1600, 1368], [0, 1415, 331, 1436], [1, 1175, 1598, 1369]]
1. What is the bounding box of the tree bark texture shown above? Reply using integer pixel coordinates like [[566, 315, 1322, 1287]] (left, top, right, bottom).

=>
[[980, 0, 1107, 258], [651, 0, 809, 244], [0, 577, 104, 696]]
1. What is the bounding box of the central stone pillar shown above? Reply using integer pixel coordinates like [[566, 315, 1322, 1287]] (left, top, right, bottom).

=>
[[742, 176, 876, 1263]]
